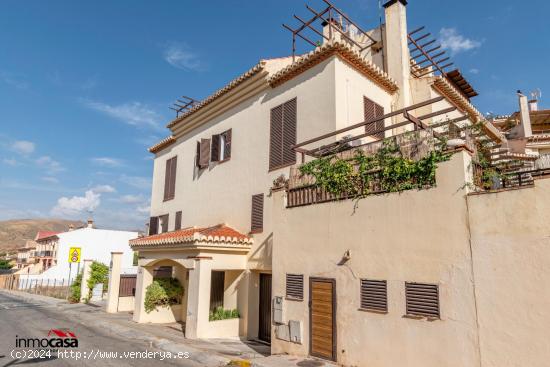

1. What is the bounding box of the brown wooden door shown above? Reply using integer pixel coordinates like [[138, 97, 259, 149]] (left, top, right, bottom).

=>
[[258, 273, 272, 343], [310, 278, 336, 361]]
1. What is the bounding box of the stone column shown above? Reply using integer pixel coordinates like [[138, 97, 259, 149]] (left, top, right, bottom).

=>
[[106, 252, 123, 313], [132, 265, 153, 323], [80, 259, 93, 302], [185, 258, 212, 339]]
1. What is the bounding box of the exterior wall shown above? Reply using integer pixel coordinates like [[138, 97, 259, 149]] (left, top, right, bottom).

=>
[[333, 58, 393, 141], [467, 179, 550, 367], [117, 296, 135, 312], [271, 152, 480, 367]]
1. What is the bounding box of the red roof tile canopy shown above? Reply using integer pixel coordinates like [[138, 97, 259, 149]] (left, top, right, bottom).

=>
[[130, 224, 252, 248], [35, 231, 60, 241]]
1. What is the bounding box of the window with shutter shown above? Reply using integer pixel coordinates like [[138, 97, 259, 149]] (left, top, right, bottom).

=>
[[360, 279, 387, 312], [222, 129, 232, 160], [175, 211, 182, 231], [251, 193, 264, 233], [199, 138, 210, 169], [163, 156, 177, 201], [364, 97, 385, 139], [286, 274, 303, 300], [211, 134, 220, 162], [148, 217, 158, 236], [269, 98, 297, 170], [405, 282, 440, 318], [159, 214, 169, 233], [195, 141, 201, 168]]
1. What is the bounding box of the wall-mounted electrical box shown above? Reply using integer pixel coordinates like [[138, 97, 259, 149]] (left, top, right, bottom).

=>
[[273, 296, 284, 324]]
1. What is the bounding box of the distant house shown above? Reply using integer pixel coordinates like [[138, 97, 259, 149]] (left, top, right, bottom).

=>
[[23, 220, 138, 282]]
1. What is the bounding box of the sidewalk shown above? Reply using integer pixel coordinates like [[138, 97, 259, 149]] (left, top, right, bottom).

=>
[[0, 290, 336, 367]]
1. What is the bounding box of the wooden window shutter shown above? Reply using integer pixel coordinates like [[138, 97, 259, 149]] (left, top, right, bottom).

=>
[[360, 279, 387, 312], [175, 211, 182, 231], [269, 98, 297, 170], [251, 193, 264, 233], [148, 217, 158, 236], [224, 129, 232, 159], [364, 97, 385, 139], [269, 105, 283, 170], [195, 141, 201, 168], [211, 134, 220, 162], [405, 282, 440, 318], [282, 98, 297, 166], [210, 271, 225, 311], [163, 157, 177, 201], [286, 274, 303, 300], [199, 138, 210, 168]]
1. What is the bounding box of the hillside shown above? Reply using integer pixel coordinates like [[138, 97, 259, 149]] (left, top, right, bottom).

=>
[[0, 219, 84, 252]]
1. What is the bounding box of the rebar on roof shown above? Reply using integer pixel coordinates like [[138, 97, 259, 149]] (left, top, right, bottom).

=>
[[282, 0, 379, 61], [169, 96, 200, 118]]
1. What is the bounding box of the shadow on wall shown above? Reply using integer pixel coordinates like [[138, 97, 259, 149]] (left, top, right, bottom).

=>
[[248, 232, 273, 270]]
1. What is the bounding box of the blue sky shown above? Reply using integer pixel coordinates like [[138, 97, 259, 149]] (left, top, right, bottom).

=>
[[1, 0, 549, 230]]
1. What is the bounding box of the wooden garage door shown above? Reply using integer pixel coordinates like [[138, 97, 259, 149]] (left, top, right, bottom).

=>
[[310, 278, 336, 361]]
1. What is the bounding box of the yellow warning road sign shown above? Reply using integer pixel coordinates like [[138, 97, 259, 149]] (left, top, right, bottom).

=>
[[68, 247, 81, 263]]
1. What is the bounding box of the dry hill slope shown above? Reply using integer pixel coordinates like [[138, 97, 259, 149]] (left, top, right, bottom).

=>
[[0, 219, 84, 251]]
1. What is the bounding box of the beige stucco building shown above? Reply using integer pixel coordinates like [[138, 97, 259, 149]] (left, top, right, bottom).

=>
[[125, 1, 550, 366]]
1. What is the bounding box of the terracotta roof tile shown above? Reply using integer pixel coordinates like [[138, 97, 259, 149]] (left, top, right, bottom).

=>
[[149, 136, 176, 154], [35, 231, 60, 241], [129, 224, 252, 248]]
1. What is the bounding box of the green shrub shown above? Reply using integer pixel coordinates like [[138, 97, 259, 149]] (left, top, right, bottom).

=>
[[209, 307, 240, 321], [144, 278, 184, 313], [84, 261, 109, 303], [68, 272, 82, 303], [0, 259, 13, 269]]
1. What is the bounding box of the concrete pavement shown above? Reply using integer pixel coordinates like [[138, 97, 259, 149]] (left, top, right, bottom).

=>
[[0, 290, 336, 367]]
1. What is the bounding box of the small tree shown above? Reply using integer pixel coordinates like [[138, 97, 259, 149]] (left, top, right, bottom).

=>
[[144, 278, 184, 313], [85, 261, 109, 302], [0, 260, 13, 269], [68, 272, 82, 303]]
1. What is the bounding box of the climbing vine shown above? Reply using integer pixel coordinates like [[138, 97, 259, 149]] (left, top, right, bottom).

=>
[[299, 138, 451, 198], [85, 261, 109, 302]]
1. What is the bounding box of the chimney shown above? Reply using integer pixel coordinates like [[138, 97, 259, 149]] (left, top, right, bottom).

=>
[[384, 0, 411, 110], [321, 17, 341, 45], [87, 218, 94, 229], [528, 99, 538, 112], [68, 224, 74, 231], [517, 91, 533, 138]]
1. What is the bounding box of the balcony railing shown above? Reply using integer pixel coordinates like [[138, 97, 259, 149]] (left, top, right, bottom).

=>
[[535, 154, 550, 170], [36, 251, 53, 257]]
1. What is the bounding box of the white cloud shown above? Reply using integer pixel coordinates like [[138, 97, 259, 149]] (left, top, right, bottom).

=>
[[11, 140, 35, 155], [83, 99, 163, 130], [2, 158, 18, 166], [36, 156, 64, 172], [137, 202, 150, 215], [119, 174, 152, 190], [0, 71, 29, 90], [118, 194, 145, 204], [91, 184, 116, 193], [469, 68, 480, 74], [163, 42, 203, 71], [42, 176, 59, 184], [91, 157, 124, 167], [51, 190, 101, 217], [439, 28, 481, 55]]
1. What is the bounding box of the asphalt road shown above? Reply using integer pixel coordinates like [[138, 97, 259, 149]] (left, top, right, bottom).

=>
[[0, 292, 201, 367]]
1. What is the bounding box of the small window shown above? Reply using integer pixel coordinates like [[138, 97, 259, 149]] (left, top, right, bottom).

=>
[[364, 97, 385, 139], [269, 98, 297, 170], [286, 274, 303, 301], [251, 194, 264, 233], [405, 282, 440, 318], [163, 156, 177, 201], [211, 129, 232, 163], [159, 214, 169, 233], [175, 211, 182, 231], [360, 279, 387, 312]]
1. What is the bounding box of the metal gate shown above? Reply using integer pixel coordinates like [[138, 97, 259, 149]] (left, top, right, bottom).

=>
[[119, 275, 137, 297], [258, 273, 272, 343]]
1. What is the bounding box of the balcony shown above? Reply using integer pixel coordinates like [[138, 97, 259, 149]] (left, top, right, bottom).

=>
[[36, 251, 53, 258], [535, 154, 550, 170]]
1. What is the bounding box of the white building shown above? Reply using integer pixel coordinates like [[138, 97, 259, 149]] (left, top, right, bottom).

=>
[[24, 220, 138, 283]]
